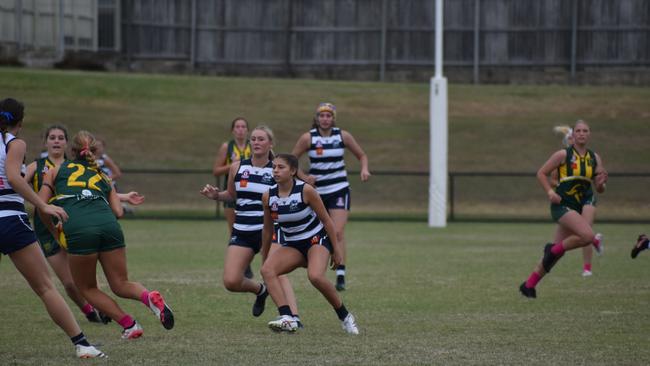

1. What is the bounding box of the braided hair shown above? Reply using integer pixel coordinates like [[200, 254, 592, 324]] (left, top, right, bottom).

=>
[[70, 130, 111, 185]]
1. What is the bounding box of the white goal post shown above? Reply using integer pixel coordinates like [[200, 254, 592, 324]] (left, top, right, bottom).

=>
[[428, 0, 448, 228]]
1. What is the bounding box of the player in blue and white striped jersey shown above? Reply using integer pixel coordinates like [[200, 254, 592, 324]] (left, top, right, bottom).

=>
[[292, 102, 370, 291], [201, 126, 299, 320], [0, 98, 105, 358], [260, 154, 359, 334]]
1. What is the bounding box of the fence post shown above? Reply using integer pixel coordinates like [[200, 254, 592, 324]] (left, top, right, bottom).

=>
[[32, 0, 37, 49], [15, 0, 22, 51], [473, 0, 480, 84], [284, 0, 293, 76], [114, 0, 121, 52], [72, 0, 78, 51], [126, 0, 133, 66], [449, 173, 455, 221], [92, 0, 98, 51], [570, 0, 578, 83], [190, 0, 197, 69], [379, 0, 388, 81], [58, 0, 64, 59]]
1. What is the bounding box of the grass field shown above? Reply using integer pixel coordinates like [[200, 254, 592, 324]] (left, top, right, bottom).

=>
[[1, 67, 649, 172], [1, 220, 649, 365], [1, 67, 649, 220]]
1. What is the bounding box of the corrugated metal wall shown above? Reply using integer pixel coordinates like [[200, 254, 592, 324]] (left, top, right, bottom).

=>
[[119, 0, 649, 72], [0, 0, 97, 55]]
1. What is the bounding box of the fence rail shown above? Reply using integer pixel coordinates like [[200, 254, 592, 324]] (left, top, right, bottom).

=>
[[118, 168, 650, 222], [112, 0, 650, 82]]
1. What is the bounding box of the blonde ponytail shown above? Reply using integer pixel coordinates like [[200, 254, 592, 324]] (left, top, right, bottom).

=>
[[71, 130, 111, 185], [553, 125, 573, 147]]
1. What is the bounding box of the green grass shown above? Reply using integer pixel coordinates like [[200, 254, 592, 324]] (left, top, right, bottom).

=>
[[1, 220, 649, 365], [1, 67, 648, 220], [2, 67, 649, 172]]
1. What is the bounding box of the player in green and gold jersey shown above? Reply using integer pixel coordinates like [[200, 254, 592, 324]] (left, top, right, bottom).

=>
[[213, 117, 252, 231], [551, 125, 603, 277], [38, 130, 174, 341], [520, 120, 608, 299], [25, 125, 110, 324], [212, 117, 254, 278]]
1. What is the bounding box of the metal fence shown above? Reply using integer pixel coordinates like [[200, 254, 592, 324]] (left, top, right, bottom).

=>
[[115, 169, 650, 223], [2, 0, 648, 82], [0, 0, 98, 56], [112, 0, 650, 82]]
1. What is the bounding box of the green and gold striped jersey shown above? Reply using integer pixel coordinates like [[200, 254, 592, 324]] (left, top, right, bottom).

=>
[[555, 146, 597, 209], [31, 157, 57, 236], [32, 157, 55, 192]]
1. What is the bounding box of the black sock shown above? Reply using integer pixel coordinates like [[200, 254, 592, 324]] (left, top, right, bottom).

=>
[[334, 304, 349, 321], [71, 332, 91, 347], [278, 305, 292, 316], [257, 283, 266, 296]]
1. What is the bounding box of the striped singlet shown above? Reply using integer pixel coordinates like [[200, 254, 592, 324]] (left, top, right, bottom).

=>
[[223, 139, 252, 190], [268, 180, 323, 243], [233, 158, 275, 232], [555, 146, 598, 210], [308, 127, 348, 195], [0, 133, 26, 217]]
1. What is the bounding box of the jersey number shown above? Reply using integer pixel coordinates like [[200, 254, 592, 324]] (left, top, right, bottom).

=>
[[67, 163, 102, 191]]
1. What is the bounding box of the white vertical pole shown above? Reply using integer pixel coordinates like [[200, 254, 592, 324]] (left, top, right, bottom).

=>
[[429, 0, 448, 227], [434, 0, 443, 79]]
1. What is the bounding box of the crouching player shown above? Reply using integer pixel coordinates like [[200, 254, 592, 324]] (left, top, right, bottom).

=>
[[260, 154, 359, 334]]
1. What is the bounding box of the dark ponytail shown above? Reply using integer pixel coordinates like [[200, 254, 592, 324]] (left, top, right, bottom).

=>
[[0, 98, 25, 143]]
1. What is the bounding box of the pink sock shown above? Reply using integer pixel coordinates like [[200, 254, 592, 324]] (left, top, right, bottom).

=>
[[592, 236, 601, 249], [140, 290, 150, 307], [525, 272, 542, 289], [551, 242, 565, 256], [118, 314, 135, 329], [81, 303, 94, 315], [583, 263, 592, 272]]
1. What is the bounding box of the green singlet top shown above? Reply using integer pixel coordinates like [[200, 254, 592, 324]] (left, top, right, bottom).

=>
[[51, 159, 114, 224], [555, 146, 598, 210]]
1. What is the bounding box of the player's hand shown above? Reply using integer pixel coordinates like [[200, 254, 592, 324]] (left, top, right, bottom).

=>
[[330, 250, 343, 270], [547, 190, 562, 204], [124, 192, 145, 205], [595, 170, 608, 188], [360, 169, 371, 182], [42, 204, 68, 223], [200, 184, 221, 200], [305, 175, 317, 186]]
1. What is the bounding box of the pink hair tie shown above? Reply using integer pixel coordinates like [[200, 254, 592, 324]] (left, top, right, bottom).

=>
[[79, 146, 90, 157]]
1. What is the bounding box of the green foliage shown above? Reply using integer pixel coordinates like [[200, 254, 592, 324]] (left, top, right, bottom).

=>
[[1, 221, 649, 365]]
